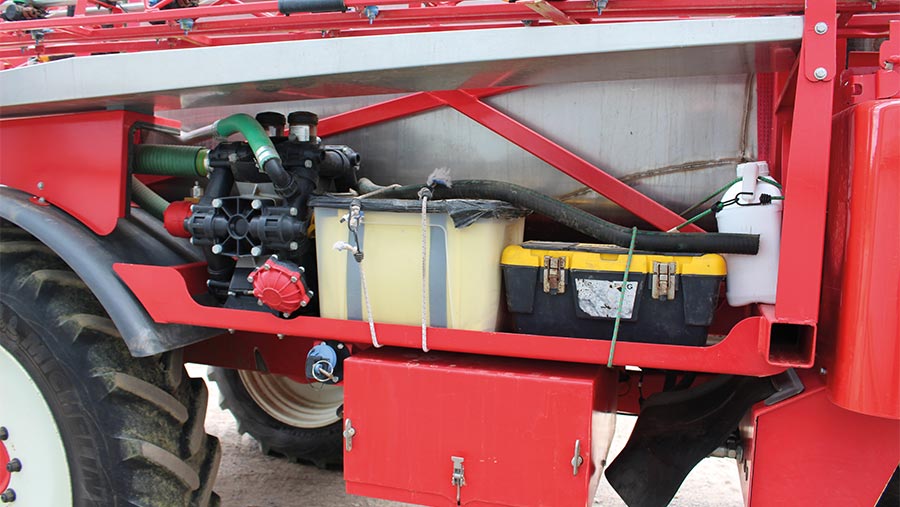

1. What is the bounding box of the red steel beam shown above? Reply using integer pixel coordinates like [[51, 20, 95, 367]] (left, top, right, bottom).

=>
[[774, 0, 837, 323], [318, 87, 520, 138], [5, 0, 898, 32], [114, 262, 785, 377], [429, 89, 702, 232]]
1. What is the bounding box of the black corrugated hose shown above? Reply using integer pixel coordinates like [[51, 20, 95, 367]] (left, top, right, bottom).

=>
[[362, 179, 759, 255]]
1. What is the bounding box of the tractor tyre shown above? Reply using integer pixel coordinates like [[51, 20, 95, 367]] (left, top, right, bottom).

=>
[[208, 367, 343, 468], [0, 225, 221, 506]]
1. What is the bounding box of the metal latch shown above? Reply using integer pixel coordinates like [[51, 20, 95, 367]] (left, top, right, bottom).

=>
[[571, 439, 584, 476], [451, 456, 466, 505], [343, 419, 356, 451], [651, 261, 677, 301], [542, 255, 567, 295]]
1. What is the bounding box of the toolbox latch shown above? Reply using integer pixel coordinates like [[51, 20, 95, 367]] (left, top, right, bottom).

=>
[[651, 261, 677, 301], [543, 256, 567, 295], [451, 456, 466, 505]]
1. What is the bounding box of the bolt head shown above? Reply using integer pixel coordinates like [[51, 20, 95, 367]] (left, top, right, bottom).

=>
[[37, 181, 44, 190], [247, 276, 255, 283], [289, 241, 299, 251], [6, 459, 22, 473], [264, 264, 271, 271], [337, 343, 344, 350], [290, 276, 298, 283], [304, 159, 313, 168], [814, 67, 828, 80], [300, 300, 307, 307], [289, 207, 298, 216], [1, 489, 16, 503], [212, 198, 223, 208], [37, 197, 46, 204], [227, 328, 236, 334], [211, 244, 223, 254], [251, 199, 262, 210], [257, 299, 265, 306], [250, 246, 263, 257], [277, 333, 285, 339], [282, 312, 291, 318], [307, 290, 314, 298], [0, 427, 7, 440], [819, 367, 828, 375], [814, 21, 828, 34]]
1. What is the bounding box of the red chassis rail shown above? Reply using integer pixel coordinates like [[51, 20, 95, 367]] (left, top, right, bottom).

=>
[[0, 0, 898, 66]]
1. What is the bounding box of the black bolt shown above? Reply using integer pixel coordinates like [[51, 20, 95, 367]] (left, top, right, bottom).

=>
[[6, 459, 21, 473], [0, 427, 7, 441], [0, 489, 15, 503]]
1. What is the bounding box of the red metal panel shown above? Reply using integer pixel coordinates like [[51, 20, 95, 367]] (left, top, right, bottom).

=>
[[429, 90, 701, 232], [0, 111, 128, 235], [820, 99, 900, 419], [0, 110, 164, 235], [774, 0, 837, 323], [343, 349, 614, 507], [113, 262, 785, 376], [740, 372, 900, 506]]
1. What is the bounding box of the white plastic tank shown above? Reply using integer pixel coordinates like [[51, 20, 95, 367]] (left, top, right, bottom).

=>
[[715, 161, 783, 306]]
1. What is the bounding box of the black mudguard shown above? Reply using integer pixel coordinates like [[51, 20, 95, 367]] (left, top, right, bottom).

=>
[[0, 187, 218, 356]]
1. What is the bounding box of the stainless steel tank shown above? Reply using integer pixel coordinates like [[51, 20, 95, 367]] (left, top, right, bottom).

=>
[[160, 73, 757, 224]]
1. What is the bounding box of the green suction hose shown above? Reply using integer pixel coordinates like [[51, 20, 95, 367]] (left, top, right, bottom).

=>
[[130, 176, 169, 220], [214, 113, 281, 168], [133, 145, 208, 177]]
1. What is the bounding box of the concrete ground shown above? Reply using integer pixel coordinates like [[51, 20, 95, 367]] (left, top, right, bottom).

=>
[[187, 365, 744, 507]]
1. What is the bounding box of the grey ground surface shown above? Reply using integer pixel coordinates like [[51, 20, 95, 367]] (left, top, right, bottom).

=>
[[187, 365, 744, 507]]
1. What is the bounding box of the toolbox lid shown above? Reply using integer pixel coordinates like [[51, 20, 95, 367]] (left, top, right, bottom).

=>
[[501, 241, 726, 276]]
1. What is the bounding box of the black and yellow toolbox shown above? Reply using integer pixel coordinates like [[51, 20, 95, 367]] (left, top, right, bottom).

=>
[[500, 242, 727, 346]]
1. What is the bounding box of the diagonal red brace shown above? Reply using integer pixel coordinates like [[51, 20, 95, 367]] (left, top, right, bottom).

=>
[[429, 89, 701, 232], [319, 87, 520, 137]]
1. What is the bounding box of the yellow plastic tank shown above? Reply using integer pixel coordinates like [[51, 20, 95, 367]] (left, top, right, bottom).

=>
[[313, 197, 525, 331]]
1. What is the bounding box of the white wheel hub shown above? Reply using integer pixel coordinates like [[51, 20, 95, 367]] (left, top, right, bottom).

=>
[[0, 344, 73, 505], [238, 370, 343, 429]]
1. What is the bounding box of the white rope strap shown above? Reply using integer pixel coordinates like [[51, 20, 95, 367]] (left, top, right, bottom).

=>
[[417, 188, 431, 352], [334, 241, 381, 348]]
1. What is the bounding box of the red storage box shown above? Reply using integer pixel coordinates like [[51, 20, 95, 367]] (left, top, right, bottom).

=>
[[343, 349, 616, 507]]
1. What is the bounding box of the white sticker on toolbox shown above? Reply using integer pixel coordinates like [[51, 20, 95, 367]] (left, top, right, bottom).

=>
[[574, 279, 638, 319]]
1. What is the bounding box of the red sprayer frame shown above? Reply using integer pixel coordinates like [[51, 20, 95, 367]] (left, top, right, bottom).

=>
[[1, 3, 899, 506]]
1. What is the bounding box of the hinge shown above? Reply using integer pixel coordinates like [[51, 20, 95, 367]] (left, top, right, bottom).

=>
[[651, 261, 677, 301], [451, 456, 466, 505], [542, 255, 566, 295]]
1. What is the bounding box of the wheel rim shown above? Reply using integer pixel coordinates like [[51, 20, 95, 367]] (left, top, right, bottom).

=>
[[0, 344, 73, 505], [238, 370, 343, 429]]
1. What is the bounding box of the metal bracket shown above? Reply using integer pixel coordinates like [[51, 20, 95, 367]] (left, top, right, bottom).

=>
[[571, 439, 584, 476], [451, 456, 466, 504], [801, 0, 837, 82], [764, 368, 805, 406], [651, 261, 677, 301], [542, 255, 566, 295], [343, 419, 356, 451]]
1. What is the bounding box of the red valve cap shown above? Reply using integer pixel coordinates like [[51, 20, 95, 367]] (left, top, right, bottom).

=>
[[251, 258, 311, 314], [163, 200, 193, 238]]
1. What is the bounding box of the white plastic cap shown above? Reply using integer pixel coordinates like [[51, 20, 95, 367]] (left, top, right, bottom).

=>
[[736, 161, 770, 177]]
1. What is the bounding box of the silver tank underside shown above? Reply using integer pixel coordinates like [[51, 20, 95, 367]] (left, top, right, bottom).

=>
[[0, 17, 800, 223], [160, 74, 756, 220]]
